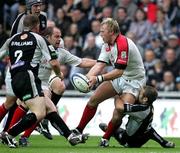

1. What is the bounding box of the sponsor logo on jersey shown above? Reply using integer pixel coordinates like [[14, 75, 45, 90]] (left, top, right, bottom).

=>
[[105, 46, 111, 52], [121, 51, 127, 59], [22, 94, 31, 101], [48, 45, 55, 51], [11, 41, 33, 46]]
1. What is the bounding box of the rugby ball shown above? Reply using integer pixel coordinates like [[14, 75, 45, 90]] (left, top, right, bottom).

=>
[[71, 73, 90, 93]]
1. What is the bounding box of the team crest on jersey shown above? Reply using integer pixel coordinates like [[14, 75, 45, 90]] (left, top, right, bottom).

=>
[[48, 45, 55, 51], [20, 34, 28, 40], [105, 46, 111, 52], [121, 51, 127, 59]]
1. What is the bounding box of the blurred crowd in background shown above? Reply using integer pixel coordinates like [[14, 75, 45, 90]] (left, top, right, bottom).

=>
[[0, 0, 180, 92]]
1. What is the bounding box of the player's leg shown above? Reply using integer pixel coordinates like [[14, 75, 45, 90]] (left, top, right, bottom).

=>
[[49, 75, 65, 105], [148, 128, 175, 148], [2, 71, 46, 148], [38, 76, 65, 139], [100, 78, 143, 147], [44, 95, 88, 145], [0, 96, 17, 122], [75, 81, 117, 134], [1, 69, 18, 130]]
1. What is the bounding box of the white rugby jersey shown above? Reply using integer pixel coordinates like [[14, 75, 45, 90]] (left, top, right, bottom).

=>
[[38, 47, 82, 82], [98, 35, 145, 80]]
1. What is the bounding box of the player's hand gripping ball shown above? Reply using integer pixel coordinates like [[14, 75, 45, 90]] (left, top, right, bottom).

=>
[[71, 73, 90, 93]]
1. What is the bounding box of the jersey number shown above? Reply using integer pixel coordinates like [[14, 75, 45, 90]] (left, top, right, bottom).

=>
[[14, 50, 22, 63]]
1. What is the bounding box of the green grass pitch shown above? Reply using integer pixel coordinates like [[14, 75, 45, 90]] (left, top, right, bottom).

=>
[[0, 136, 180, 153]]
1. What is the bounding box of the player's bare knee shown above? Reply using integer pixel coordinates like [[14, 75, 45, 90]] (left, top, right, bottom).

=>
[[88, 96, 100, 107], [52, 82, 65, 95]]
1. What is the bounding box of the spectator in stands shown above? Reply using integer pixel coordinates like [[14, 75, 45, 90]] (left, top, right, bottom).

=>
[[146, 34, 164, 59], [90, 19, 104, 48], [94, 0, 113, 20], [82, 33, 101, 60], [3, 0, 19, 30], [67, 23, 83, 47], [166, 34, 180, 58], [64, 35, 82, 57], [150, 7, 172, 43], [101, 6, 113, 20], [70, 8, 91, 40], [138, 0, 158, 23], [62, 0, 74, 18], [159, 0, 177, 27], [175, 76, 180, 91], [157, 71, 176, 91], [128, 8, 152, 47], [54, 8, 71, 37], [144, 49, 159, 86], [114, 0, 137, 20], [0, 24, 9, 48], [152, 60, 163, 87], [74, 0, 95, 21], [162, 48, 179, 78], [114, 7, 131, 35]]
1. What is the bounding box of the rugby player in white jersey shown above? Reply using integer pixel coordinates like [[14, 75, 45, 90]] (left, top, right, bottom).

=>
[[72, 18, 146, 147]]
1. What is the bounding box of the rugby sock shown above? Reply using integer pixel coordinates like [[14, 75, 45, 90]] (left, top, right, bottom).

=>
[[3, 103, 17, 131], [149, 128, 169, 147], [51, 91, 62, 105], [22, 122, 38, 138], [46, 112, 71, 138], [103, 121, 117, 140], [8, 105, 28, 129], [8, 113, 37, 137], [0, 103, 8, 122], [77, 105, 97, 133]]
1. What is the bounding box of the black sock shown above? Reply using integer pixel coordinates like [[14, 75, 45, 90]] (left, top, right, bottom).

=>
[[149, 128, 168, 146], [51, 91, 62, 106], [46, 112, 71, 138], [3, 103, 18, 131], [8, 113, 37, 137]]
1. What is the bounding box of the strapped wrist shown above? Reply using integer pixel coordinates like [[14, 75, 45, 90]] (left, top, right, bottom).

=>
[[96, 75, 104, 83]]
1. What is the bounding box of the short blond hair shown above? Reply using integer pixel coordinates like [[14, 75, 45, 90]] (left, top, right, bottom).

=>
[[101, 18, 120, 35]]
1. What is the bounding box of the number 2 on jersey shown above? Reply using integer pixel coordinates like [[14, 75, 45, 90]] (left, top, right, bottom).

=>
[[14, 50, 22, 63]]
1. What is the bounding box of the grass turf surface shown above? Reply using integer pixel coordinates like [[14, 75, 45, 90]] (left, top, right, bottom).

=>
[[0, 136, 180, 153]]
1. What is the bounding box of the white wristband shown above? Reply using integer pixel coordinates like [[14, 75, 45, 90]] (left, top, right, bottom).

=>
[[96, 75, 104, 83]]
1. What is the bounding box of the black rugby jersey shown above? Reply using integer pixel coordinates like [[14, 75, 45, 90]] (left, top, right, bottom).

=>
[[10, 12, 47, 36], [125, 105, 154, 137], [1, 31, 57, 77]]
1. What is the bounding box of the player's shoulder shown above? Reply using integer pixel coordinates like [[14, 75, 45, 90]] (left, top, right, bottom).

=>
[[40, 11, 47, 18]]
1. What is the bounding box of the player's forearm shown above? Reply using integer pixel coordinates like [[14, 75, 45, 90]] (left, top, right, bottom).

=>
[[49, 59, 62, 79], [79, 58, 96, 68], [87, 62, 105, 77]]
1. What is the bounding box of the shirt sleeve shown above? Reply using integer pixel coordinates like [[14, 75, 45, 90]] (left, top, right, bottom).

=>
[[97, 44, 109, 64], [35, 33, 57, 61], [0, 38, 11, 59], [58, 48, 82, 66]]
